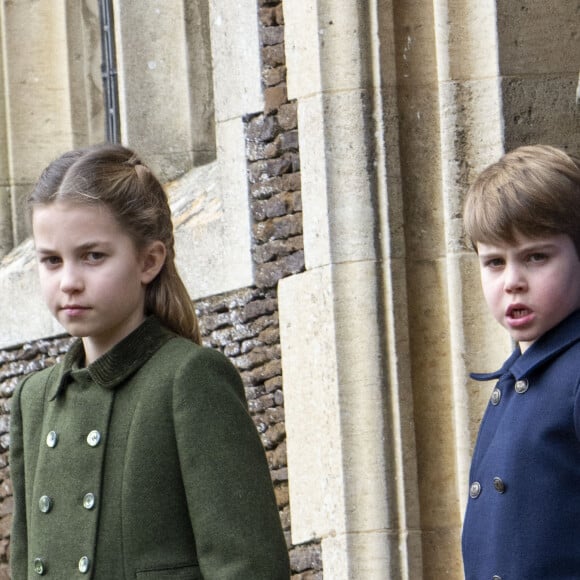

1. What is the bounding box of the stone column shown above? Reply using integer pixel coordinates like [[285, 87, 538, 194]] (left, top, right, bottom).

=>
[[280, 0, 422, 577], [0, 0, 98, 245], [114, 0, 194, 180]]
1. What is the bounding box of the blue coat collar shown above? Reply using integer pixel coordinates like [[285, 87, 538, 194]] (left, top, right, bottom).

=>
[[471, 309, 580, 382]]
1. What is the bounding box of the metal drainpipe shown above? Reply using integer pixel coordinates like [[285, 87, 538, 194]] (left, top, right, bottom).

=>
[[98, 0, 120, 143]]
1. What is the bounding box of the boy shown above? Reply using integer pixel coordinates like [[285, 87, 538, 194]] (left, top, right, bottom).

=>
[[461, 145, 580, 579]]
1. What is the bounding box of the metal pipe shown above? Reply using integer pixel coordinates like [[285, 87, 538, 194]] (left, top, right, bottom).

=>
[[98, 0, 120, 143]]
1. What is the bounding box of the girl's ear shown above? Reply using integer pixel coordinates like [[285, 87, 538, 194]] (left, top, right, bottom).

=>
[[140, 241, 167, 284]]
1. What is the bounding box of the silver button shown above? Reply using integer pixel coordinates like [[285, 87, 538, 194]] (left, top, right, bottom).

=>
[[46, 431, 58, 448], [83, 493, 96, 510], [38, 495, 53, 513], [493, 476, 506, 493], [33, 557, 46, 575], [86, 430, 101, 447], [492, 576, 503, 580], [469, 481, 481, 499], [515, 379, 529, 394], [78, 556, 90, 574], [490, 388, 501, 405]]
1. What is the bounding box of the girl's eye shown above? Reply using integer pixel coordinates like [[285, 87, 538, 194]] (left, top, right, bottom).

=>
[[40, 256, 62, 267]]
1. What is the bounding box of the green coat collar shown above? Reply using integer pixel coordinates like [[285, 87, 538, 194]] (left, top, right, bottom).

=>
[[49, 317, 175, 400]]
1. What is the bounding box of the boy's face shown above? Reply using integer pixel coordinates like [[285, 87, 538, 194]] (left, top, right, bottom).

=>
[[477, 231, 580, 352]]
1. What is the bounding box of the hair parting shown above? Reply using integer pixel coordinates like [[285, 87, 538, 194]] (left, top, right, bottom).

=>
[[29, 143, 201, 344]]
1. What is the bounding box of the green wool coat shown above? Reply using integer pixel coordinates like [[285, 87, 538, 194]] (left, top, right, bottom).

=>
[[10, 317, 290, 579]]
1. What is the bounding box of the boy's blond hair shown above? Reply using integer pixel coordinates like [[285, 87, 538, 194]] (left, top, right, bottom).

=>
[[464, 145, 580, 255]]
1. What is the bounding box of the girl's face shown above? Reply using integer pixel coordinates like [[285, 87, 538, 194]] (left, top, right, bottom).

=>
[[477, 231, 580, 352], [32, 201, 164, 364]]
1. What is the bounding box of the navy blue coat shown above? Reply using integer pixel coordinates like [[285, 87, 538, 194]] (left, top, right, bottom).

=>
[[462, 310, 580, 579]]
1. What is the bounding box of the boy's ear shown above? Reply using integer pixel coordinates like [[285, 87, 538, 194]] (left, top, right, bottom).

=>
[[140, 241, 167, 284]]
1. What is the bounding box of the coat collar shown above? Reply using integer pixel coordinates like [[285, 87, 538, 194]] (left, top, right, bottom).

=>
[[471, 309, 580, 382], [48, 317, 175, 400]]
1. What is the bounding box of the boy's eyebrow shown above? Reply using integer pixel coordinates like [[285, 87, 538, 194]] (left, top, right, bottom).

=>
[[515, 241, 559, 253], [477, 240, 559, 257]]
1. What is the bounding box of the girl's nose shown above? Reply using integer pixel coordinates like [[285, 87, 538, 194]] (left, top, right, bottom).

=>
[[59, 265, 84, 293]]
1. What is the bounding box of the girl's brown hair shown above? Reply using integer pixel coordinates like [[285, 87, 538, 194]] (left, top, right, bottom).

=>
[[29, 143, 201, 344], [463, 145, 580, 255]]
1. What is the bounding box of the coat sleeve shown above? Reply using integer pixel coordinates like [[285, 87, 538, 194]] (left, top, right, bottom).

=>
[[9, 376, 30, 580], [172, 346, 290, 580]]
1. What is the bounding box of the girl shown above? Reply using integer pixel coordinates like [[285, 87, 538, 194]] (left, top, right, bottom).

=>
[[9, 144, 291, 579]]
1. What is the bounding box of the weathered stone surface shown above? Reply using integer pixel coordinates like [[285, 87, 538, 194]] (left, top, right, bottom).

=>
[[263, 65, 286, 87], [265, 84, 288, 114], [0, 0, 317, 576], [255, 251, 305, 288], [289, 544, 323, 573], [263, 43, 285, 67], [261, 26, 285, 46], [253, 235, 304, 263]]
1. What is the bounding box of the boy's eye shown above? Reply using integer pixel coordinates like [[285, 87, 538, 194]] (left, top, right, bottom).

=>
[[484, 258, 504, 268], [527, 252, 547, 263], [86, 252, 106, 263]]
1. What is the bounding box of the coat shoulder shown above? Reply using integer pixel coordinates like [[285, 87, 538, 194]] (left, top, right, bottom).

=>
[[14, 364, 60, 407]]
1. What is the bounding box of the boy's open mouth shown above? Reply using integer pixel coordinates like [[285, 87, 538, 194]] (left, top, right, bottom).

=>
[[509, 308, 531, 319]]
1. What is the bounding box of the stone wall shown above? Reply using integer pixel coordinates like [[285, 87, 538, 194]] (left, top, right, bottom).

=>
[[0, 1, 323, 578]]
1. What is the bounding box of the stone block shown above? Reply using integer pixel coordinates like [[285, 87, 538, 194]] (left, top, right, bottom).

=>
[[297, 92, 377, 268], [279, 262, 391, 547], [503, 75, 580, 151], [497, 1, 579, 75], [209, 0, 263, 121]]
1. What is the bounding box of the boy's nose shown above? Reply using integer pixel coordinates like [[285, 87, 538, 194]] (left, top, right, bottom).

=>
[[503, 264, 526, 293]]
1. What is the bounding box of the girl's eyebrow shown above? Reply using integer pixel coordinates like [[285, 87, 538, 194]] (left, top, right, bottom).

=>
[[35, 241, 109, 254]]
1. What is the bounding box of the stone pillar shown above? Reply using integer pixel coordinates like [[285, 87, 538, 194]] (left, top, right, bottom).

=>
[[431, 0, 507, 515], [0, 10, 11, 258], [113, 0, 193, 180], [0, 0, 101, 246], [280, 0, 422, 577]]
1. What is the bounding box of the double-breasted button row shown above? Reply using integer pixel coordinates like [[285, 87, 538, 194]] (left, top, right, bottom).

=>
[[46, 429, 102, 447], [469, 477, 506, 498], [39, 429, 100, 575], [38, 493, 97, 512], [32, 556, 90, 575], [490, 378, 529, 404]]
